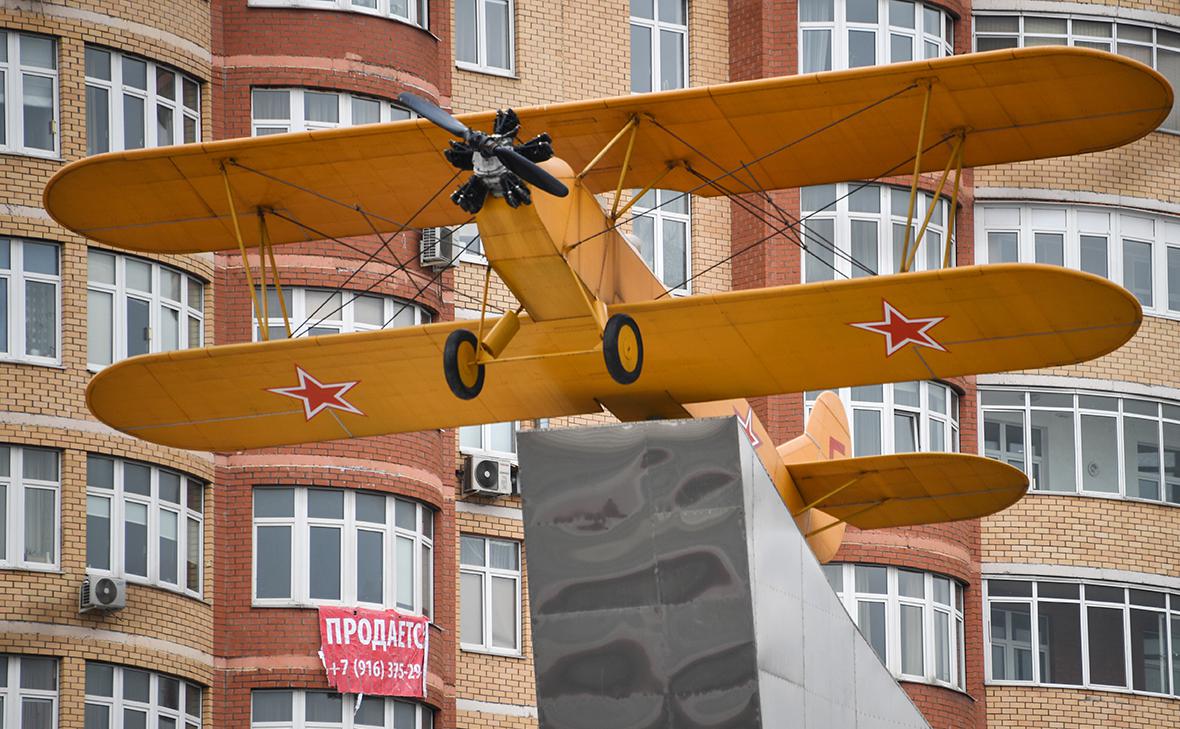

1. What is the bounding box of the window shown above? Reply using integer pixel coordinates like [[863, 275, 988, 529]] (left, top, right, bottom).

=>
[[455, 0, 514, 75], [460, 535, 521, 654], [985, 578, 1180, 697], [806, 381, 959, 456], [251, 88, 413, 136], [630, 189, 690, 292], [801, 183, 954, 282], [254, 287, 428, 340], [459, 422, 517, 459], [86, 455, 204, 596], [800, 0, 954, 73], [85, 663, 201, 729], [630, 0, 688, 92], [0, 655, 57, 729], [253, 487, 434, 616], [0, 239, 59, 364], [247, 0, 429, 29], [979, 204, 1180, 317], [88, 250, 205, 368], [0, 445, 59, 570], [251, 690, 433, 728], [825, 563, 965, 689], [0, 32, 58, 156], [446, 223, 485, 264], [85, 47, 200, 156], [974, 13, 1180, 132], [981, 387, 1180, 504]]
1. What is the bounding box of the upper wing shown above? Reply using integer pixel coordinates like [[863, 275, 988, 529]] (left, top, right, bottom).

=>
[[87, 264, 1139, 451], [785, 453, 1028, 529], [46, 48, 1169, 253]]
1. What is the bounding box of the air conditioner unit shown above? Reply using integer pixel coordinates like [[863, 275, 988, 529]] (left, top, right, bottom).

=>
[[464, 454, 513, 496], [80, 575, 126, 613], [420, 227, 455, 268]]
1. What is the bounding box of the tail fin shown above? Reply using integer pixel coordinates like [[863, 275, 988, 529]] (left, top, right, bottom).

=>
[[779, 392, 851, 562]]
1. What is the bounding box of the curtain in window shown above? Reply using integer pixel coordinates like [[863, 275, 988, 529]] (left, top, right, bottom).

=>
[[21, 75, 53, 151], [802, 29, 832, 73], [23, 280, 55, 357], [23, 486, 54, 563]]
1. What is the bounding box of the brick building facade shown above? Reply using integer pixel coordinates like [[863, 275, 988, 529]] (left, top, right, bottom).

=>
[[0, 0, 1177, 728]]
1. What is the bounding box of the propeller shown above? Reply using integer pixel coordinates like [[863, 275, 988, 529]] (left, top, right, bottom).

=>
[[397, 92, 569, 213]]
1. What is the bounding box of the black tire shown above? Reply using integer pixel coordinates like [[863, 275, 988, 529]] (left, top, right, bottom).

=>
[[444, 329, 485, 400], [603, 313, 643, 385]]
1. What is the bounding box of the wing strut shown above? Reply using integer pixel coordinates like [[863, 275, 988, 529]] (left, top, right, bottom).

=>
[[220, 163, 268, 339], [803, 499, 892, 539], [902, 131, 965, 272], [260, 212, 293, 338], [897, 80, 932, 272]]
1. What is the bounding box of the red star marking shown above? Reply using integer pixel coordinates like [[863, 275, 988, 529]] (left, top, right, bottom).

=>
[[267, 365, 364, 421], [735, 406, 762, 448], [828, 437, 847, 459], [849, 300, 947, 357]]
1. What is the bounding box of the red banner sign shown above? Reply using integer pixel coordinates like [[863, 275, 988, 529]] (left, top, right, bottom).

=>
[[318, 606, 430, 697]]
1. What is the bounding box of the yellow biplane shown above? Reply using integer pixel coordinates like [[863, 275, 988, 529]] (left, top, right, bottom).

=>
[[44, 47, 1169, 560]]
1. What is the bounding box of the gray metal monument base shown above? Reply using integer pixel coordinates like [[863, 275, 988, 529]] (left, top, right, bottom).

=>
[[518, 417, 931, 729]]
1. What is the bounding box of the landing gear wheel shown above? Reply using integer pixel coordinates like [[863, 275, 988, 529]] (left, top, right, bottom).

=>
[[603, 313, 643, 385], [444, 329, 485, 400]]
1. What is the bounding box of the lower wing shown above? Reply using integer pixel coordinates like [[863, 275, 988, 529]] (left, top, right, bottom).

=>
[[87, 264, 1140, 450]]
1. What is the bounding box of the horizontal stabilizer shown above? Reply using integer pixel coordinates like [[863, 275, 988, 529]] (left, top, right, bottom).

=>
[[786, 452, 1028, 529]]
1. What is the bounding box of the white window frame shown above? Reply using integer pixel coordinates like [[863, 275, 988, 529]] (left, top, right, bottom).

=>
[[459, 534, 522, 656], [86, 455, 205, 597], [974, 12, 1180, 133], [0, 31, 59, 158], [984, 578, 1180, 697], [806, 381, 960, 456], [253, 286, 429, 340], [826, 563, 966, 690], [84, 663, 202, 729], [0, 238, 61, 366], [799, 0, 954, 74], [980, 386, 1180, 506], [0, 654, 58, 729], [246, 0, 429, 29], [84, 46, 200, 156], [454, 0, 516, 76], [87, 249, 205, 369], [252, 486, 435, 617], [447, 223, 485, 265], [0, 445, 60, 572], [251, 87, 414, 136], [978, 202, 1180, 319], [801, 182, 954, 282], [631, 189, 692, 294], [251, 689, 434, 728], [630, 0, 689, 92]]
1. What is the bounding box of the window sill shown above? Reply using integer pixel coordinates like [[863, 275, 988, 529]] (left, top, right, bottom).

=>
[[0, 357, 65, 370], [0, 563, 60, 574], [96, 572, 206, 603], [897, 678, 973, 700], [460, 645, 524, 659], [985, 679, 1179, 702], [455, 62, 517, 79], [0, 149, 61, 162], [1027, 488, 1180, 510]]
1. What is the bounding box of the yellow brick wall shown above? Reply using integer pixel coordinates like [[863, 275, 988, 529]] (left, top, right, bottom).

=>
[[986, 686, 1180, 728]]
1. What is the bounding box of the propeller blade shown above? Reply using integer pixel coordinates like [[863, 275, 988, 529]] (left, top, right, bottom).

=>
[[397, 92, 469, 138], [493, 146, 569, 198]]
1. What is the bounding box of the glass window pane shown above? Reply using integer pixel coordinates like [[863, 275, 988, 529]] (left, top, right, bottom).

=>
[[23, 487, 54, 564], [848, 30, 876, 68], [1124, 417, 1161, 500], [1038, 601, 1083, 685], [802, 185, 837, 212], [254, 487, 293, 518], [124, 462, 150, 495], [1039, 582, 1079, 599], [490, 540, 519, 570], [395, 499, 417, 530], [990, 602, 1032, 680], [1030, 409, 1075, 492], [890, 33, 913, 62], [1123, 239, 1153, 306], [934, 611, 950, 682], [183, 78, 198, 111], [456, 0, 478, 64], [88, 290, 113, 365], [397, 535, 414, 609], [159, 510, 179, 584], [799, 0, 833, 22], [990, 580, 1033, 597], [853, 409, 882, 456], [858, 601, 887, 661], [123, 501, 148, 576], [488, 422, 514, 454], [308, 488, 344, 519], [158, 676, 180, 709], [631, 25, 653, 92], [85, 703, 111, 729], [356, 695, 385, 726], [21, 74, 53, 151], [898, 570, 923, 598], [20, 36, 54, 68], [87, 495, 111, 570], [847, 0, 877, 23], [988, 231, 1019, 263], [20, 657, 55, 689], [24, 280, 56, 358], [801, 29, 832, 73], [1081, 235, 1109, 277], [850, 219, 878, 278], [486, 0, 511, 70], [252, 691, 293, 722], [1080, 415, 1119, 493], [309, 527, 341, 600], [657, 0, 685, 24], [659, 29, 684, 90], [1165, 422, 1180, 504], [1034, 232, 1064, 265], [889, 0, 914, 28], [461, 535, 485, 566], [355, 492, 386, 524], [186, 517, 200, 591], [23, 447, 57, 481], [662, 218, 687, 290], [252, 89, 289, 120], [255, 525, 291, 599], [86, 662, 114, 696], [804, 218, 835, 282], [900, 604, 924, 675], [22, 698, 53, 729], [85, 47, 111, 80], [87, 85, 110, 155], [304, 92, 339, 124], [822, 563, 843, 593], [305, 692, 342, 722], [124, 669, 150, 701], [461, 571, 484, 645], [1086, 584, 1124, 603], [357, 530, 383, 604], [123, 708, 147, 729], [855, 565, 887, 593], [1088, 606, 1127, 686], [491, 575, 517, 649], [157, 103, 174, 145], [159, 471, 181, 503], [0, 277, 7, 353]]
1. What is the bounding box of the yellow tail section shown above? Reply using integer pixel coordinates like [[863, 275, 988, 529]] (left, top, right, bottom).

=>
[[778, 392, 851, 562]]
